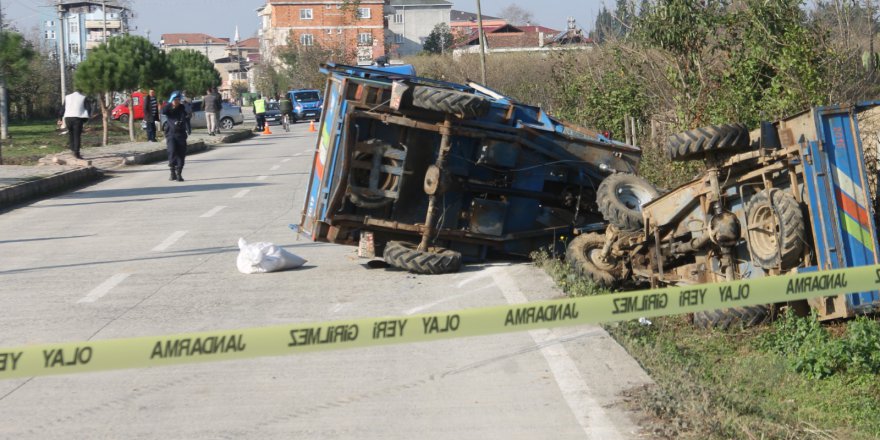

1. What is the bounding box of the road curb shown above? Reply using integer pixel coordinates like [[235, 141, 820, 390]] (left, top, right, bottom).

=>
[[0, 166, 101, 211], [123, 141, 209, 165], [0, 129, 254, 210], [218, 130, 255, 143]]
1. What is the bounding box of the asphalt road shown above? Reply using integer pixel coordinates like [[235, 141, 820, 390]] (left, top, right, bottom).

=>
[[0, 123, 652, 439]]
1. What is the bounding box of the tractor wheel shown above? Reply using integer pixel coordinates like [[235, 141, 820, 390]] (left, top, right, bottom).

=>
[[692, 305, 772, 330], [746, 189, 805, 270], [566, 233, 622, 289], [348, 140, 403, 209], [411, 86, 490, 119], [666, 123, 751, 161], [119, 114, 129, 124], [596, 173, 660, 231], [383, 241, 462, 274]]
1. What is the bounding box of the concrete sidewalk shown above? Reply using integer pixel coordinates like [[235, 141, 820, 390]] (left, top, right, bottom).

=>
[[0, 128, 255, 210]]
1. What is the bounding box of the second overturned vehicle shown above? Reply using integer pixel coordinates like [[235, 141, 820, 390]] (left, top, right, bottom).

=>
[[569, 103, 880, 327], [297, 63, 658, 274]]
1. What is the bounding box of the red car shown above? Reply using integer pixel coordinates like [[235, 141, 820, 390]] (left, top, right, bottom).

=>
[[110, 91, 145, 123]]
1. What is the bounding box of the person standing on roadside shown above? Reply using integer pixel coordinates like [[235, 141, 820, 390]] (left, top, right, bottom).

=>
[[162, 91, 189, 182], [182, 91, 193, 135], [253, 94, 266, 132], [58, 88, 90, 159], [143, 89, 160, 142], [204, 87, 220, 136], [212, 87, 223, 133], [278, 93, 292, 132]]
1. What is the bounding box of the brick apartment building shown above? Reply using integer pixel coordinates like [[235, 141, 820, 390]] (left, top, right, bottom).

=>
[[258, 0, 386, 66]]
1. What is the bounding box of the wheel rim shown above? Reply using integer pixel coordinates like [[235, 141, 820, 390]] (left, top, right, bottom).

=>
[[748, 204, 779, 260], [586, 247, 617, 272], [221, 119, 233, 129], [350, 148, 402, 202], [617, 183, 655, 211]]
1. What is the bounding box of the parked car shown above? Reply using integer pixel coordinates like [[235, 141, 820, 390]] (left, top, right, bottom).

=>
[[263, 102, 282, 125], [160, 101, 244, 131], [286, 89, 322, 122], [111, 91, 145, 123]]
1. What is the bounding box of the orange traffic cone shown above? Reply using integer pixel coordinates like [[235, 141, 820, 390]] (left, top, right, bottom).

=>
[[309, 120, 316, 132], [262, 123, 272, 135]]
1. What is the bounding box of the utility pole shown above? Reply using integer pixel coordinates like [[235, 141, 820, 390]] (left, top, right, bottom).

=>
[[57, 0, 67, 104], [101, 0, 107, 43], [475, 0, 488, 85]]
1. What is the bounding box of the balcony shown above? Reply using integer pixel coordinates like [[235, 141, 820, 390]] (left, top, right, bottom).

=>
[[85, 20, 121, 29]]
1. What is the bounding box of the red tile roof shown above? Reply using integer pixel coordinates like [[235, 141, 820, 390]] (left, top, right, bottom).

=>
[[161, 33, 229, 46], [453, 24, 561, 49], [229, 37, 259, 49]]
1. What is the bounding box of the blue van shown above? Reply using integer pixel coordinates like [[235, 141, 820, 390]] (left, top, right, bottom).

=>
[[286, 89, 323, 122]]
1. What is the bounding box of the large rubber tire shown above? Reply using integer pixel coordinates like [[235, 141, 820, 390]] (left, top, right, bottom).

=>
[[566, 233, 622, 288], [746, 189, 805, 270], [596, 173, 660, 231], [383, 241, 462, 274], [411, 86, 490, 119], [220, 117, 234, 130], [119, 114, 129, 124], [693, 305, 772, 330], [666, 123, 750, 161], [348, 140, 403, 209]]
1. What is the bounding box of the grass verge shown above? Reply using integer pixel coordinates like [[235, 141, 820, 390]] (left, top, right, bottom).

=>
[[1, 118, 146, 165], [532, 249, 880, 439]]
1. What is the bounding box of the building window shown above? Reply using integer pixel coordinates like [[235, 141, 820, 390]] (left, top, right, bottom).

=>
[[394, 13, 404, 24], [337, 28, 343, 34], [70, 43, 80, 54], [394, 33, 403, 44], [300, 8, 313, 19], [358, 32, 372, 45], [357, 8, 371, 19], [70, 22, 79, 34], [300, 34, 314, 46], [45, 30, 56, 40], [326, 29, 332, 34]]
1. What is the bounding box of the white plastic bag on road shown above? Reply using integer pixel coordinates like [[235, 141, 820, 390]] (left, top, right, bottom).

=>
[[236, 238, 307, 274]]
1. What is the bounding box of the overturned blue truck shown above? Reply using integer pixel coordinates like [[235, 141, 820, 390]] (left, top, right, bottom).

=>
[[297, 63, 654, 273], [296, 63, 880, 326]]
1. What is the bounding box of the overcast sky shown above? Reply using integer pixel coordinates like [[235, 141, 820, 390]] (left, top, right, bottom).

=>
[[4, 0, 601, 43]]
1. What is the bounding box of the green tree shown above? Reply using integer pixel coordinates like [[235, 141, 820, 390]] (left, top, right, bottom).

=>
[[75, 35, 171, 145], [423, 23, 453, 54], [275, 40, 353, 91], [634, 0, 726, 125], [712, 0, 827, 125], [0, 30, 35, 146], [167, 49, 221, 97], [114, 36, 171, 140]]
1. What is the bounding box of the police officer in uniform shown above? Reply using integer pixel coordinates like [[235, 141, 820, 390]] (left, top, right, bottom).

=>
[[163, 91, 189, 182]]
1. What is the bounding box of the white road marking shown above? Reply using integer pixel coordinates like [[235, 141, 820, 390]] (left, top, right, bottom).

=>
[[282, 158, 292, 163], [78, 273, 130, 303], [200, 206, 227, 218], [491, 268, 623, 440], [152, 230, 188, 252], [404, 284, 495, 315], [256, 175, 268, 181], [233, 189, 251, 199], [270, 165, 281, 171]]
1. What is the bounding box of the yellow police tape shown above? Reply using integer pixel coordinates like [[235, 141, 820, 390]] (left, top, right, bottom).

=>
[[1, 264, 877, 380]]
